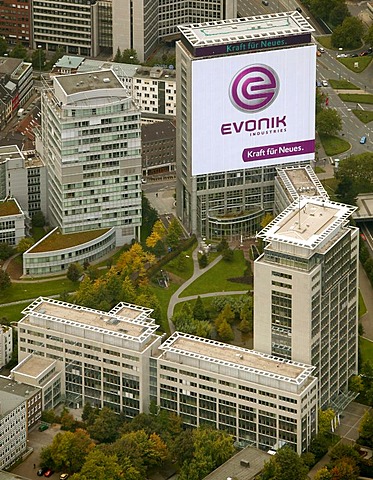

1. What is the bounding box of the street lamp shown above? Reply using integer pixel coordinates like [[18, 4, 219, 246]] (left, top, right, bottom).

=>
[[37, 45, 42, 80]]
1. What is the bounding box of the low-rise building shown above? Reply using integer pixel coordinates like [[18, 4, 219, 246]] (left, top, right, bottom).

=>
[[142, 120, 176, 178], [17, 298, 317, 454], [0, 325, 12, 369], [0, 198, 25, 246], [0, 57, 33, 117], [0, 377, 41, 469]]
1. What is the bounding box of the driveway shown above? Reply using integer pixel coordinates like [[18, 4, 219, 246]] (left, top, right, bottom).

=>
[[11, 424, 61, 480]]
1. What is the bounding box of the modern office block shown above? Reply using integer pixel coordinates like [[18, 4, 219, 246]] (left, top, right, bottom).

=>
[[254, 197, 359, 408], [175, 13, 315, 239], [112, 0, 237, 62], [39, 69, 142, 243], [17, 297, 317, 453], [0, 0, 31, 47], [18, 297, 162, 416]]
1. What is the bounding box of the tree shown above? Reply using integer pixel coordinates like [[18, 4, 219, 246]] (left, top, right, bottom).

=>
[[17, 237, 35, 254], [222, 247, 234, 262], [67, 263, 83, 282], [0, 270, 11, 290], [0, 37, 7, 56], [261, 212, 274, 229], [365, 24, 373, 47], [31, 48, 46, 71], [81, 403, 99, 426], [337, 153, 373, 194], [121, 49, 138, 64], [331, 17, 365, 50], [69, 449, 125, 480], [319, 409, 336, 435], [146, 220, 166, 248], [329, 457, 359, 480], [314, 467, 332, 480], [198, 253, 208, 268], [0, 242, 14, 260], [359, 410, 373, 447], [316, 108, 342, 136], [329, 2, 350, 27], [31, 210, 46, 228], [113, 47, 122, 62], [349, 375, 363, 394], [216, 318, 234, 342], [87, 407, 122, 444], [9, 42, 28, 59], [166, 218, 183, 250], [43, 429, 95, 473], [176, 253, 187, 272], [193, 296, 206, 321], [260, 446, 308, 480]]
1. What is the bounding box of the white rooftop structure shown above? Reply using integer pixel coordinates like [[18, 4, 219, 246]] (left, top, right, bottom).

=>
[[160, 332, 315, 386], [54, 70, 124, 98], [276, 165, 329, 201], [178, 12, 314, 47], [258, 198, 356, 249], [22, 297, 158, 343]]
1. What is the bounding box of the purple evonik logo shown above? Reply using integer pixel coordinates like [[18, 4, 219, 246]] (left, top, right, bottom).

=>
[[229, 65, 280, 113]]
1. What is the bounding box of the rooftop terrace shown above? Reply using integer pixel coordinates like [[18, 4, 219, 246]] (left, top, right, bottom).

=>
[[179, 11, 313, 47], [161, 333, 314, 385], [22, 297, 158, 341]]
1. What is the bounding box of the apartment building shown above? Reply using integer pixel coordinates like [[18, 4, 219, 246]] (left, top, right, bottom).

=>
[[39, 69, 142, 242], [0, 145, 47, 219], [175, 13, 316, 239], [0, 198, 25, 245], [112, 0, 237, 62], [254, 197, 359, 408], [17, 297, 317, 453], [0, 57, 33, 120], [76, 59, 177, 119], [0, 0, 31, 47], [0, 325, 12, 369]]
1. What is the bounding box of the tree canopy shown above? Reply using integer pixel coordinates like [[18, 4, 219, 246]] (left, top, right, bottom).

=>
[[331, 17, 365, 49], [316, 108, 342, 137], [259, 446, 308, 480]]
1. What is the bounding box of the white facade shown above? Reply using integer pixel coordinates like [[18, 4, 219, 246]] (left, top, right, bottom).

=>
[[112, 0, 237, 62], [0, 146, 47, 219], [175, 13, 315, 239], [17, 297, 317, 453], [77, 60, 177, 119], [18, 297, 163, 416], [39, 70, 142, 244], [0, 389, 27, 469], [154, 332, 317, 454], [0, 198, 25, 246], [254, 198, 359, 408], [0, 325, 12, 368]]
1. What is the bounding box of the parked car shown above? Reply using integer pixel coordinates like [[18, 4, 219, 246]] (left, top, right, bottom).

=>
[[316, 80, 322, 87], [262, 0, 269, 5], [350, 53, 358, 58], [337, 53, 348, 58], [318, 47, 325, 53], [37, 468, 48, 477], [296, 7, 302, 12], [44, 470, 54, 478], [39, 424, 48, 431], [322, 80, 328, 87], [360, 136, 367, 144], [359, 51, 368, 56], [60, 474, 69, 480]]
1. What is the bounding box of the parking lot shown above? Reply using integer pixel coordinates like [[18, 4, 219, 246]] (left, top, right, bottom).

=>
[[11, 424, 61, 480]]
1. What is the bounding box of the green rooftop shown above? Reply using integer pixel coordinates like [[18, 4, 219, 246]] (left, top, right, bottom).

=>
[[29, 228, 110, 253], [0, 199, 21, 217]]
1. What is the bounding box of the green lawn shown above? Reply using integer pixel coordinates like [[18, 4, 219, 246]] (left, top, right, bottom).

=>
[[0, 301, 33, 323], [164, 246, 195, 281], [0, 278, 77, 305], [338, 56, 372, 73], [338, 93, 373, 105], [180, 250, 250, 298], [314, 166, 325, 174], [321, 178, 340, 201], [149, 282, 179, 334], [319, 134, 350, 156], [359, 290, 367, 318], [352, 109, 373, 124], [329, 79, 358, 90], [360, 337, 373, 364], [32, 227, 48, 242]]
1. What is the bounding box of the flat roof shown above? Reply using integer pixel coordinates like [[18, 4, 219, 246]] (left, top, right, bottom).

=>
[[109, 302, 154, 322], [55, 70, 124, 96], [22, 297, 158, 341], [277, 165, 328, 200], [161, 333, 314, 384], [258, 198, 356, 248], [0, 199, 22, 216], [13, 355, 55, 378], [0, 144, 23, 161], [179, 12, 313, 47], [354, 193, 373, 221], [54, 55, 85, 69]]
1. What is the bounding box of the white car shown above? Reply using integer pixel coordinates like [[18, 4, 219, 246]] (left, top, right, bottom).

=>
[[337, 53, 348, 58], [322, 80, 328, 87]]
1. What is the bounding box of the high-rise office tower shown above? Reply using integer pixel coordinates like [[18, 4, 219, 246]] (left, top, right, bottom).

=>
[[253, 197, 359, 408], [175, 13, 315, 239], [39, 69, 142, 244], [112, 0, 237, 62]]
